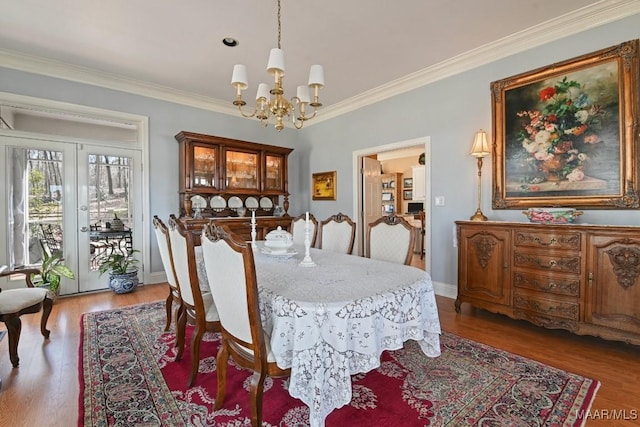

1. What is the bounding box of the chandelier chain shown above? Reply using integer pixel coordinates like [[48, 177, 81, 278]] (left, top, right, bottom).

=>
[[277, 0, 282, 49]]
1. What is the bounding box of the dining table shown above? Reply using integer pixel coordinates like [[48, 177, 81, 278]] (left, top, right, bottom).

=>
[[196, 242, 441, 427]]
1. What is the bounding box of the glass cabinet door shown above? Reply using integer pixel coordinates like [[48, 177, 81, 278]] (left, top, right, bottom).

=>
[[226, 150, 258, 190], [193, 145, 217, 188], [265, 154, 284, 191]]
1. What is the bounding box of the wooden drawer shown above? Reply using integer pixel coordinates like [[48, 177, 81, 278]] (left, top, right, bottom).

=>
[[513, 291, 579, 321], [513, 270, 580, 297], [514, 230, 581, 250], [513, 250, 581, 274]]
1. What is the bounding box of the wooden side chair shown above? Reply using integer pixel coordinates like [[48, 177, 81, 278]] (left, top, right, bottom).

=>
[[167, 215, 220, 386], [290, 213, 318, 247], [0, 267, 53, 368], [367, 214, 417, 265], [201, 223, 290, 427], [152, 215, 183, 333], [319, 212, 356, 254]]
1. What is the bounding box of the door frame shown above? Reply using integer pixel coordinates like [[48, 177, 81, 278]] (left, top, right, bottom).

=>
[[0, 91, 149, 291], [352, 136, 431, 272]]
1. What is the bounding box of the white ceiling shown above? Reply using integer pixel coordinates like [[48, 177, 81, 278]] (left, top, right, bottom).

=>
[[1, 0, 638, 124]]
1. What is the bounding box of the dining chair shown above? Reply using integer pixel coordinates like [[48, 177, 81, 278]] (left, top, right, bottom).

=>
[[167, 215, 220, 387], [152, 215, 183, 333], [366, 214, 417, 265], [200, 223, 290, 427], [319, 212, 356, 254], [290, 213, 318, 247], [0, 267, 53, 368]]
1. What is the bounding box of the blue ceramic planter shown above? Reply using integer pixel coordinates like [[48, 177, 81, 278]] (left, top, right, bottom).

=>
[[108, 270, 139, 294]]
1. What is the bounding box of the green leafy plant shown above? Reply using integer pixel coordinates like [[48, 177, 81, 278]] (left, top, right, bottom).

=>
[[30, 240, 75, 293], [98, 250, 139, 276]]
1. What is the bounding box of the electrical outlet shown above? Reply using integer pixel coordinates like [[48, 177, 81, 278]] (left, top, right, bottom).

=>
[[435, 196, 445, 206]]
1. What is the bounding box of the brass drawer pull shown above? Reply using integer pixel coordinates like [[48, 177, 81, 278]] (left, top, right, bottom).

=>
[[534, 236, 557, 246]]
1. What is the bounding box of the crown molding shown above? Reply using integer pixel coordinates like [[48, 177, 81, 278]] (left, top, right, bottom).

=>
[[1, 0, 638, 127], [0, 48, 237, 116], [314, 0, 640, 125]]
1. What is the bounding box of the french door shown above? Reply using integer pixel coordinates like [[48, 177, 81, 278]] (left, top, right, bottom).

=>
[[1, 134, 142, 294]]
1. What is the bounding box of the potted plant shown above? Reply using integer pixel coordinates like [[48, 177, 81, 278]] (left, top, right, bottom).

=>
[[30, 240, 75, 301], [98, 250, 140, 294]]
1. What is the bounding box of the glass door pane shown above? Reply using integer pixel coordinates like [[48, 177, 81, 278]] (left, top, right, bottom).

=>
[[193, 145, 217, 188], [6, 147, 65, 268], [265, 154, 283, 191], [2, 138, 77, 296], [77, 145, 141, 293], [225, 150, 258, 190]]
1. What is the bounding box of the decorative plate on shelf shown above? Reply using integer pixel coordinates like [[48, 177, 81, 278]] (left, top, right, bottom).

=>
[[259, 196, 274, 210], [210, 195, 226, 209], [245, 196, 259, 209], [523, 208, 583, 224], [190, 195, 207, 209], [228, 196, 243, 209]]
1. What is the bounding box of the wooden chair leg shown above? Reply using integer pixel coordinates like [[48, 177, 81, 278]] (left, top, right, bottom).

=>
[[249, 370, 267, 427], [175, 304, 186, 360], [40, 297, 52, 339], [164, 289, 173, 331], [214, 343, 229, 410], [6, 315, 22, 367], [187, 326, 203, 387]]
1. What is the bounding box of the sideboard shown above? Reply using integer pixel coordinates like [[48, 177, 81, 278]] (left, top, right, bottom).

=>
[[455, 221, 640, 345]]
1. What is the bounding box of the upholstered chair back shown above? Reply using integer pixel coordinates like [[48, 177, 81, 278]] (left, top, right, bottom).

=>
[[367, 214, 417, 265], [319, 213, 356, 254], [152, 216, 178, 290], [201, 224, 264, 357], [167, 217, 197, 307]]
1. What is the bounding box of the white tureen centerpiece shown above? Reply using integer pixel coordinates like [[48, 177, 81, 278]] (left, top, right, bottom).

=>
[[264, 226, 294, 253]]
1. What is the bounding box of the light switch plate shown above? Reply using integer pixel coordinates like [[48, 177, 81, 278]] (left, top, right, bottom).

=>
[[435, 196, 445, 206]]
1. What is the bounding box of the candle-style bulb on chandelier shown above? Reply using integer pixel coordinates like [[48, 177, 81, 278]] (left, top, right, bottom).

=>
[[230, 0, 324, 131]]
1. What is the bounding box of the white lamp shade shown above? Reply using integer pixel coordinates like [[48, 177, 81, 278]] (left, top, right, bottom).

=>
[[308, 65, 324, 87], [296, 85, 310, 103], [256, 83, 270, 100], [231, 64, 248, 90], [267, 48, 286, 75], [470, 130, 490, 157]]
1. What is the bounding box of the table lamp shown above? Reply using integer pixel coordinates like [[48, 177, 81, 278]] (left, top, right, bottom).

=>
[[470, 129, 490, 221]]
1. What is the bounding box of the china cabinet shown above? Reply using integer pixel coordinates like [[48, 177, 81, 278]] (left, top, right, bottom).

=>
[[175, 131, 293, 218], [456, 221, 640, 345], [175, 131, 293, 238]]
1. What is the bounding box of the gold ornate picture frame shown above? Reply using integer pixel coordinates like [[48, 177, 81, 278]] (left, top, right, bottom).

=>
[[312, 171, 337, 200], [491, 39, 640, 209]]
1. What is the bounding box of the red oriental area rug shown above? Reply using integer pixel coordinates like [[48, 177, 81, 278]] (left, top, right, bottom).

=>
[[79, 301, 599, 426]]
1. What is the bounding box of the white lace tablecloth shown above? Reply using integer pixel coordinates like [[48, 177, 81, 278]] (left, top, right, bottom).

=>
[[197, 243, 441, 427]]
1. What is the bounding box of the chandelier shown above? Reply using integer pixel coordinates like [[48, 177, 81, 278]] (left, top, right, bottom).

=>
[[230, 0, 324, 131]]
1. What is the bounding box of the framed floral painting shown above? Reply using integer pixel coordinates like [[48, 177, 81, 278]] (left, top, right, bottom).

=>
[[491, 39, 640, 209]]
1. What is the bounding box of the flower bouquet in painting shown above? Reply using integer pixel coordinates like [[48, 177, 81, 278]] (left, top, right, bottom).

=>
[[515, 77, 606, 184]]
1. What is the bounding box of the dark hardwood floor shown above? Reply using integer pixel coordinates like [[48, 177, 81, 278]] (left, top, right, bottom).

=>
[[1, 275, 638, 426]]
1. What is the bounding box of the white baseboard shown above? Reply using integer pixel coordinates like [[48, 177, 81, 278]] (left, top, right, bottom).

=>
[[144, 271, 167, 285], [432, 280, 457, 300]]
